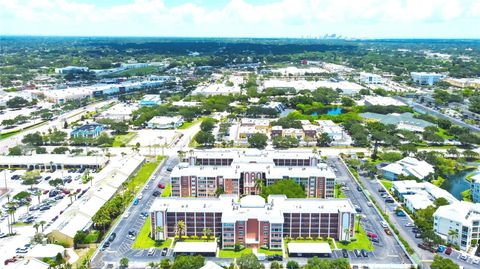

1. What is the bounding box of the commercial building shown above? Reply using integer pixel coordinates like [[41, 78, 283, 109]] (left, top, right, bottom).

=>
[[262, 79, 363, 95], [170, 149, 335, 198], [70, 123, 104, 138], [55, 66, 89, 74], [0, 154, 107, 170], [147, 116, 184, 129], [47, 155, 145, 245], [150, 194, 356, 250], [97, 103, 135, 122], [381, 157, 435, 181], [139, 94, 163, 107], [410, 72, 444, 86], [470, 173, 480, 203], [192, 84, 242, 96], [237, 118, 272, 141], [444, 78, 480, 89], [363, 96, 406, 106], [359, 72, 383, 84], [360, 112, 436, 132], [434, 201, 480, 250]]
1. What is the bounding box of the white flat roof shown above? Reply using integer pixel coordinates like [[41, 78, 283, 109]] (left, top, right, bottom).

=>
[[0, 154, 106, 166], [173, 242, 217, 253], [288, 242, 332, 254], [28, 244, 65, 258]]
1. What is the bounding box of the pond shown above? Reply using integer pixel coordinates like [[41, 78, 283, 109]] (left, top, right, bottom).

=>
[[440, 170, 475, 200], [327, 107, 343, 115]]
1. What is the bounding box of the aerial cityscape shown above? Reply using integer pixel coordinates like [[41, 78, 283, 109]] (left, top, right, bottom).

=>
[[1, 1, 480, 269]]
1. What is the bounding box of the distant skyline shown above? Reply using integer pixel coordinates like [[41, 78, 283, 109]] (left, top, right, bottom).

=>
[[1, 0, 480, 39]]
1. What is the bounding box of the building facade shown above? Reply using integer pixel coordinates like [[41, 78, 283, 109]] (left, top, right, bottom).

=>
[[170, 150, 336, 198], [410, 72, 443, 86], [70, 123, 104, 138], [434, 201, 480, 251], [150, 195, 356, 250], [471, 174, 480, 203]]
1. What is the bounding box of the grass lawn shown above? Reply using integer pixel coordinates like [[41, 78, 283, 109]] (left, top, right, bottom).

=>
[[218, 248, 252, 258], [335, 185, 345, 198], [127, 157, 164, 193], [161, 183, 171, 197], [84, 230, 100, 243], [179, 116, 209, 130], [462, 189, 472, 202], [258, 247, 282, 256], [336, 220, 374, 251], [380, 180, 393, 191], [436, 128, 454, 139], [432, 176, 446, 187], [132, 217, 172, 249], [181, 238, 215, 242], [112, 132, 137, 147], [74, 246, 96, 269]]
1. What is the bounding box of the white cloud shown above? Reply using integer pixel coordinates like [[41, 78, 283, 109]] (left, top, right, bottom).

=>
[[0, 0, 478, 36]]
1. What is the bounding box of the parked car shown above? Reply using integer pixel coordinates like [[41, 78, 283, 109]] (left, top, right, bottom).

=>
[[395, 210, 406, 217], [380, 221, 388, 228], [158, 183, 166, 189], [357, 186, 362, 191], [148, 247, 156, 256], [354, 249, 362, 257], [445, 246, 453, 255], [4, 257, 17, 265], [384, 228, 392, 236], [152, 191, 161, 197], [361, 249, 368, 257], [366, 201, 373, 207], [133, 198, 139, 205], [342, 249, 348, 258], [418, 243, 435, 253], [405, 222, 415, 227], [437, 245, 446, 253], [385, 198, 395, 203], [460, 254, 468, 260], [161, 247, 168, 256], [378, 188, 386, 193], [109, 233, 116, 242], [267, 254, 282, 261], [414, 233, 422, 238], [166, 167, 173, 172], [366, 232, 379, 242]]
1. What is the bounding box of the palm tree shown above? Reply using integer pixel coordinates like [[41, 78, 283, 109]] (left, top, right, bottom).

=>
[[33, 223, 40, 234], [25, 201, 31, 214], [7, 207, 15, 234], [175, 220, 186, 239], [40, 220, 47, 232], [448, 229, 459, 244], [447, 147, 459, 158], [35, 191, 42, 204], [147, 261, 158, 269], [344, 227, 351, 241], [356, 215, 364, 233], [68, 193, 74, 205], [7, 203, 17, 223], [202, 227, 212, 241], [155, 226, 164, 240], [253, 178, 264, 194]]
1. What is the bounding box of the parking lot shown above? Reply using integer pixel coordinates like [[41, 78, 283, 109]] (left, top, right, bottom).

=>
[[0, 167, 97, 259]]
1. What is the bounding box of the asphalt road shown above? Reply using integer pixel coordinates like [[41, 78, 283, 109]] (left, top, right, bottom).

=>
[[328, 157, 412, 266], [91, 156, 179, 268]]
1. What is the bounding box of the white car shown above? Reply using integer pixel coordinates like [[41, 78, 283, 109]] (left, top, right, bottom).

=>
[[123, 212, 130, 219], [367, 201, 373, 207], [380, 221, 388, 228], [405, 222, 415, 227], [473, 257, 479, 264], [147, 247, 155, 256]]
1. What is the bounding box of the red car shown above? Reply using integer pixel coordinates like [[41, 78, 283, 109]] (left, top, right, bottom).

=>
[[43, 190, 49, 195], [157, 183, 165, 189], [4, 257, 17, 265], [76, 189, 81, 193], [62, 189, 70, 195], [445, 247, 453, 255]]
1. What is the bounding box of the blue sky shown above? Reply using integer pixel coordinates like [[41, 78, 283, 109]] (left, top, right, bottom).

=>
[[1, 0, 480, 38]]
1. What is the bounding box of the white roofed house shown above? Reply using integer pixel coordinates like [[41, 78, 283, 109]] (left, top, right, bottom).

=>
[[147, 116, 184, 129], [381, 157, 434, 181]]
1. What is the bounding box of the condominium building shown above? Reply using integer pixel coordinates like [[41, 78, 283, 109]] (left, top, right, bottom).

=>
[[150, 194, 356, 249], [471, 174, 480, 203], [170, 149, 335, 198], [434, 201, 480, 250]]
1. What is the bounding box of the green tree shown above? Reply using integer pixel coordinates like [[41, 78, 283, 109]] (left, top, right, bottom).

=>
[[247, 133, 268, 149], [8, 146, 23, 156], [92, 207, 111, 233], [286, 260, 299, 269], [119, 257, 129, 268], [236, 253, 264, 269], [6, 96, 29, 108], [171, 255, 205, 269], [194, 131, 215, 147], [175, 220, 186, 239], [341, 97, 355, 107], [261, 179, 306, 199], [316, 132, 332, 147], [160, 259, 171, 269], [430, 255, 459, 269], [270, 261, 282, 269], [35, 147, 47, 154], [22, 132, 44, 146], [52, 146, 69, 154], [200, 118, 216, 132]]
